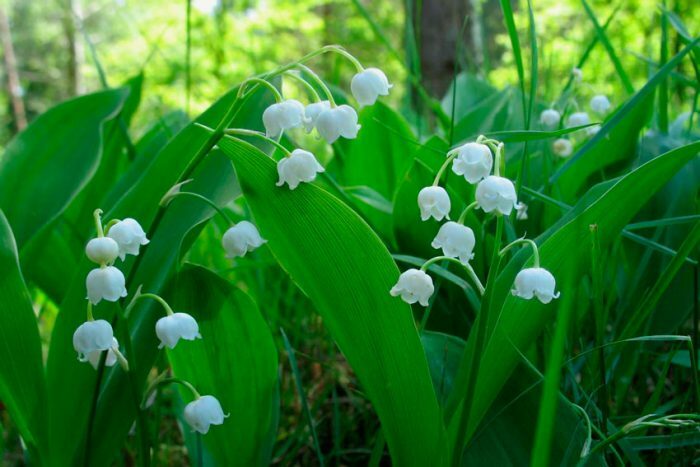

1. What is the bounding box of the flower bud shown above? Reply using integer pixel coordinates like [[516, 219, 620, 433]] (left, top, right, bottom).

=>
[[417, 186, 451, 221], [512, 267, 560, 304], [451, 142, 493, 184], [107, 218, 149, 261], [155, 312, 202, 349], [276, 149, 325, 190], [590, 95, 610, 114], [85, 237, 120, 265], [539, 109, 561, 128], [552, 138, 573, 158], [87, 337, 119, 369], [262, 99, 308, 138], [350, 68, 392, 107], [431, 221, 476, 264], [86, 266, 128, 305], [222, 221, 267, 258], [475, 176, 517, 215], [304, 100, 331, 132], [315, 105, 361, 144], [566, 112, 590, 128], [184, 395, 228, 434], [73, 319, 114, 362], [390, 269, 434, 307]]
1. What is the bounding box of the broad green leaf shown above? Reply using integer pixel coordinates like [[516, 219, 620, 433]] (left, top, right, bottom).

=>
[[218, 137, 447, 466], [451, 141, 700, 443], [0, 210, 48, 463], [441, 72, 498, 123], [167, 265, 279, 467], [0, 89, 128, 249], [45, 85, 272, 467]]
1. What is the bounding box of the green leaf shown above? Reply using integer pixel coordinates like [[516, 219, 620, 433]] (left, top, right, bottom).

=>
[[0, 210, 48, 463], [218, 137, 447, 466], [452, 141, 700, 443], [0, 89, 128, 249], [167, 265, 279, 467]]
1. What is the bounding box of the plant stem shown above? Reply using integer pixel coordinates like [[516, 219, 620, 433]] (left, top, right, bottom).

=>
[[166, 191, 234, 224], [499, 237, 540, 268], [457, 202, 479, 224], [237, 77, 283, 102], [295, 63, 336, 106], [283, 71, 323, 101], [421, 256, 485, 295], [223, 128, 292, 156], [93, 208, 104, 237], [433, 152, 458, 186], [125, 290, 175, 318]]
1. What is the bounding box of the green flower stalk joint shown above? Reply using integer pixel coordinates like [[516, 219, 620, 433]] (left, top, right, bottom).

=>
[[500, 238, 560, 304]]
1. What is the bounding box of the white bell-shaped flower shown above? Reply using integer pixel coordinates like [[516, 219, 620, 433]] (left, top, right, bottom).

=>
[[512, 267, 560, 304], [276, 149, 325, 190], [418, 186, 451, 221], [390, 269, 434, 307], [87, 337, 119, 369], [262, 99, 307, 138], [350, 68, 392, 106], [73, 319, 114, 362], [85, 237, 120, 265], [540, 109, 561, 128], [107, 218, 149, 261], [475, 176, 517, 215], [572, 67, 583, 82], [222, 221, 266, 258], [590, 95, 610, 114], [304, 100, 331, 132], [184, 395, 228, 434], [315, 105, 361, 143], [431, 221, 476, 264], [155, 312, 202, 349], [451, 142, 493, 184], [552, 138, 573, 158], [566, 112, 590, 128], [86, 266, 128, 305]]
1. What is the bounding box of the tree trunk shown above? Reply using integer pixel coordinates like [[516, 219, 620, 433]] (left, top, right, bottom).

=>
[[63, 0, 83, 96], [0, 6, 27, 132]]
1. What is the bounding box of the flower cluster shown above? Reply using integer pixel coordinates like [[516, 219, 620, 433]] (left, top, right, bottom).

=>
[[540, 67, 612, 158], [72, 209, 226, 435], [244, 59, 391, 191], [391, 136, 560, 310]]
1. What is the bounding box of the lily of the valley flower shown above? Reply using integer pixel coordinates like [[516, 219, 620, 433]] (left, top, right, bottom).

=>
[[262, 99, 307, 138], [390, 269, 434, 307], [73, 319, 114, 362], [155, 312, 202, 349], [85, 237, 120, 265], [540, 109, 561, 128], [350, 68, 392, 106], [86, 266, 128, 305], [108, 218, 149, 261], [552, 138, 573, 158], [512, 267, 560, 304], [184, 395, 228, 434], [566, 111, 590, 128], [222, 221, 267, 258], [475, 176, 517, 215], [276, 149, 325, 190], [418, 186, 451, 221], [590, 95, 611, 114], [304, 100, 331, 132], [87, 337, 119, 369], [431, 221, 476, 264], [315, 105, 361, 144], [451, 142, 493, 184]]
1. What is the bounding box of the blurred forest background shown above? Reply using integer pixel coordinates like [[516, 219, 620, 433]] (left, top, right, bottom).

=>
[[1, 0, 699, 148]]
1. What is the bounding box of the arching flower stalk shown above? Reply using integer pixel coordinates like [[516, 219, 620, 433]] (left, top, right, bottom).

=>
[[500, 237, 560, 304]]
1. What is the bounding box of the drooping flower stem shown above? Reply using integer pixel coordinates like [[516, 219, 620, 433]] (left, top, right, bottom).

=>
[[295, 64, 336, 106], [421, 255, 485, 295], [457, 201, 479, 224], [283, 71, 323, 102], [86, 301, 94, 321], [223, 128, 293, 157], [237, 77, 283, 102], [499, 237, 540, 268], [93, 209, 105, 238], [141, 374, 201, 409], [124, 287, 175, 319], [432, 152, 459, 186], [165, 191, 234, 224], [325, 45, 364, 71]]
